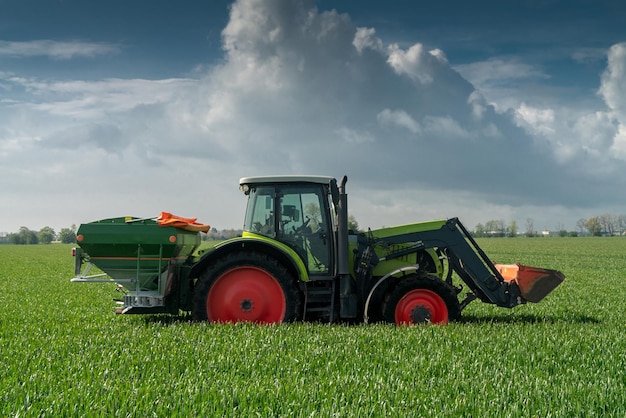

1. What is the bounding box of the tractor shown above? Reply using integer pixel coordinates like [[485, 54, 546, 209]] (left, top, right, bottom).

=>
[[72, 175, 564, 324]]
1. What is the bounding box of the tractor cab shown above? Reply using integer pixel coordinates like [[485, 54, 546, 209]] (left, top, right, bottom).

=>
[[239, 176, 340, 276]]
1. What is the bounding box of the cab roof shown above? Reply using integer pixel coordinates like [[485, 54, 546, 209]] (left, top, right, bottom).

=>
[[239, 175, 336, 186]]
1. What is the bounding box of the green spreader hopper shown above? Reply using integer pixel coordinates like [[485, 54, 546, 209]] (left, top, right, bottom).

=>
[[72, 216, 202, 313]]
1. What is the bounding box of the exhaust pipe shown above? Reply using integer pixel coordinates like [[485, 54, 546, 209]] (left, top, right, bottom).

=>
[[337, 176, 357, 318]]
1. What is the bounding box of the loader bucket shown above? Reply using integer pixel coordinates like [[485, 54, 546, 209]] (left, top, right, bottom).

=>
[[495, 263, 565, 303]]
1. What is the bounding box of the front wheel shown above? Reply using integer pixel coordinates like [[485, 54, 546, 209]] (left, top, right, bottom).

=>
[[383, 275, 460, 325], [193, 251, 301, 324]]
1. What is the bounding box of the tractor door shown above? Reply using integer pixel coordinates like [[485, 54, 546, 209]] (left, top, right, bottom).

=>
[[278, 185, 333, 276], [242, 183, 334, 276]]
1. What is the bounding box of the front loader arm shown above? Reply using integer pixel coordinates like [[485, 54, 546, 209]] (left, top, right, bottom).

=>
[[368, 218, 562, 308]]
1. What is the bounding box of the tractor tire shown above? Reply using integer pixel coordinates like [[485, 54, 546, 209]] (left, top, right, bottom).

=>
[[382, 274, 460, 325], [193, 251, 301, 324]]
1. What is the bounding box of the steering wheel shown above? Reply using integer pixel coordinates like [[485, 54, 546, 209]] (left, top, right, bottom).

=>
[[293, 216, 312, 234]]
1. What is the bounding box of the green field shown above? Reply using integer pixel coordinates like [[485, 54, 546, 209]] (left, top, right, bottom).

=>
[[1, 238, 625, 416]]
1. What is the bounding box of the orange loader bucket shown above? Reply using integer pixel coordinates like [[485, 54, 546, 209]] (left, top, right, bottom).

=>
[[495, 263, 565, 303]]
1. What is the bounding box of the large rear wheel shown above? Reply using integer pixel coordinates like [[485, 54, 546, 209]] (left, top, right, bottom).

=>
[[383, 275, 460, 325], [193, 251, 301, 323]]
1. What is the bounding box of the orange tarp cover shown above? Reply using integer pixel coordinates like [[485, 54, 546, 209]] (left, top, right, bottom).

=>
[[157, 212, 211, 233]]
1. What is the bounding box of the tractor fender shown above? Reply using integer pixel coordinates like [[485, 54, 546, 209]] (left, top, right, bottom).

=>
[[190, 236, 310, 282], [363, 265, 421, 324]]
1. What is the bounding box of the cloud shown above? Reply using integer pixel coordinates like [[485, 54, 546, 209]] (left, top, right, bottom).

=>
[[454, 58, 551, 113], [571, 47, 608, 64], [377, 109, 421, 134], [387, 43, 437, 84], [2, 0, 626, 233], [598, 43, 626, 158], [514, 102, 555, 136], [177, 0, 626, 217], [455, 58, 549, 88], [599, 44, 626, 115], [335, 127, 375, 144], [353, 27, 383, 54], [44, 123, 127, 153], [1, 75, 196, 123], [0, 40, 120, 59]]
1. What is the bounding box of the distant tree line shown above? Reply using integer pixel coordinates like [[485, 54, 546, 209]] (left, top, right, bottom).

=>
[[204, 228, 243, 241], [576, 214, 626, 236], [2, 226, 77, 244], [473, 220, 522, 238], [474, 213, 626, 238], [10, 213, 621, 245]]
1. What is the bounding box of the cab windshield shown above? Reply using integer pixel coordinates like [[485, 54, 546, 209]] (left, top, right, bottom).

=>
[[243, 183, 332, 275]]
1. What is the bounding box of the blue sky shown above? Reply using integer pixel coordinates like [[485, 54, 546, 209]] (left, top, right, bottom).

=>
[[1, 0, 625, 234]]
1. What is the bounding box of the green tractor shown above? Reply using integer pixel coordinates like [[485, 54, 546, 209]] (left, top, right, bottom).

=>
[[72, 175, 564, 324]]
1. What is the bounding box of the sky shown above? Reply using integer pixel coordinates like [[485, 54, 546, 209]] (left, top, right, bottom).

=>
[[1, 0, 626, 234]]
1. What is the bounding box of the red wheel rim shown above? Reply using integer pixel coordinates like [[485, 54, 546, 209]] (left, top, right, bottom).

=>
[[395, 288, 448, 324], [206, 266, 286, 323]]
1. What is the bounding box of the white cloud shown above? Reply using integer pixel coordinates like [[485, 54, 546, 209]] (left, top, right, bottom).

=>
[[571, 47, 607, 64], [387, 43, 436, 84], [2, 0, 626, 234], [600, 43, 626, 119], [0, 40, 120, 59], [3, 75, 196, 119], [573, 111, 616, 152], [353, 27, 383, 54], [429, 49, 448, 64], [598, 43, 626, 157], [422, 115, 472, 140], [454, 43, 626, 177], [514, 102, 555, 136], [454, 58, 549, 112], [377, 109, 421, 134], [455, 58, 548, 88], [335, 127, 375, 144]]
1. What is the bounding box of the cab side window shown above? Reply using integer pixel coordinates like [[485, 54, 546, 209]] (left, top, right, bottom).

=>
[[245, 187, 275, 237], [280, 187, 330, 275]]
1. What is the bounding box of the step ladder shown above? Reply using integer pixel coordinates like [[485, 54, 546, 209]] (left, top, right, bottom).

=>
[[303, 279, 336, 323], [119, 244, 168, 312], [134, 244, 166, 292]]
